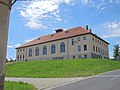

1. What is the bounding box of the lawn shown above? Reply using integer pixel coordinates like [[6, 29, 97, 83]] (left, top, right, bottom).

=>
[[5, 59, 120, 78], [5, 81, 36, 90]]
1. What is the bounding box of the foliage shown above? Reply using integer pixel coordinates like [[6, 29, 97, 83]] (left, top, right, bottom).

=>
[[6, 58, 8, 63], [6, 59, 120, 78], [113, 44, 119, 59]]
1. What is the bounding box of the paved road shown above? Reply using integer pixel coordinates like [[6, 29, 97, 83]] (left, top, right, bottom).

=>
[[51, 69, 120, 90]]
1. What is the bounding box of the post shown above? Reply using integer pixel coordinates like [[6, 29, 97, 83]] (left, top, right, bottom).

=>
[[0, 0, 12, 89]]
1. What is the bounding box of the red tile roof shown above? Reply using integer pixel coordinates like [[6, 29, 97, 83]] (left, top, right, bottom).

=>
[[16, 26, 108, 49]]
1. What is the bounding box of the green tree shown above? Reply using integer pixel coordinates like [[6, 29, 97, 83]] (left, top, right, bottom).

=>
[[113, 44, 119, 59], [6, 58, 8, 63]]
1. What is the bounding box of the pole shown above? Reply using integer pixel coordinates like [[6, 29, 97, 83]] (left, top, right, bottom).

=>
[[0, 0, 12, 89]]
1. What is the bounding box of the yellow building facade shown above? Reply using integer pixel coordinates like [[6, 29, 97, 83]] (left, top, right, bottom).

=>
[[16, 26, 109, 61]]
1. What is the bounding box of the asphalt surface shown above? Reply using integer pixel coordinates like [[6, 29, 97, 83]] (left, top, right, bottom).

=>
[[51, 69, 120, 90]]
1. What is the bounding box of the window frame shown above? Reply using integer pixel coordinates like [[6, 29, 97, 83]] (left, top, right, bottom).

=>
[[29, 48, 32, 57], [71, 38, 74, 45], [51, 44, 56, 54], [78, 45, 81, 52], [84, 45, 87, 51], [35, 47, 39, 56], [83, 36, 86, 40], [60, 42, 65, 53], [43, 46, 47, 55]]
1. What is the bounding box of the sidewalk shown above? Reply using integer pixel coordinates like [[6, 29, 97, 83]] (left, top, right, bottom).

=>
[[5, 77, 85, 90]]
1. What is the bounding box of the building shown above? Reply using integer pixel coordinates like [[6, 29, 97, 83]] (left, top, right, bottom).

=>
[[16, 26, 109, 61]]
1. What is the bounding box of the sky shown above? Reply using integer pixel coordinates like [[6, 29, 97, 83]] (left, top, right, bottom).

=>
[[7, 0, 120, 60]]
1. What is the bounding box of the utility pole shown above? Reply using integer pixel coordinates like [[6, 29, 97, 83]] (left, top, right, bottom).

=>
[[0, 0, 12, 89]]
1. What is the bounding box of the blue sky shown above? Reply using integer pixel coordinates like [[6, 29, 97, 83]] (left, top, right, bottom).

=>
[[7, 0, 120, 60]]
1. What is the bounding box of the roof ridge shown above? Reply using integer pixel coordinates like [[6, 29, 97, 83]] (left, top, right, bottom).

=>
[[16, 26, 102, 49]]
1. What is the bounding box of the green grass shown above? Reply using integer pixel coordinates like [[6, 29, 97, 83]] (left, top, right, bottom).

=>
[[5, 59, 120, 78], [5, 81, 36, 90]]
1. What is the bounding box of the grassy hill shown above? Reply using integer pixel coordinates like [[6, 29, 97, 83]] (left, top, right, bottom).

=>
[[5, 59, 120, 78]]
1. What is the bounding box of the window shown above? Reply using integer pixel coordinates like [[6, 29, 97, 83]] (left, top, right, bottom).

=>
[[17, 55, 19, 60], [43, 46, 47, 55], [18, 49, 19, 52], [93, 45, 95, 51], [29, 48, 32, 57], [78, 45, 81, 52], [35, 47, 39, 56], [95, 39, 97, 42], [93, 37, 94, 41], [84, 54, 87, 58], [96, 47, 97, 52], [23, 54, 24, 58], [20, 49, 22, 51], [101, 48, 102, 54], [77, 37, 80, 41], [98, 48, 100, 53], [51, 44, 56, 54], [83, 36, 86, 40], [73, 56, 75, 59], [84, 45, 87, 51], [20, 55, 22, 60], [71, 38, 74, 45], [60, 42, 65, 52], [23, 48, 25, 51]]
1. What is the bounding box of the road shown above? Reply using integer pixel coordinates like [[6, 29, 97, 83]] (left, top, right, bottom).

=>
[[51, 69, 120, 90]]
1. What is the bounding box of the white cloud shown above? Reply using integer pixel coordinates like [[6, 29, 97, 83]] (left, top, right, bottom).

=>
[[7, 45, 14, 48], [80, 0, 120, 11], [81, 0, 89, 5], [17, 0, 120, 30], [102, 21, 120, 38], [18, 0, 75, 29], [25, 38, 35, 43], [14, 44, 21, 47]]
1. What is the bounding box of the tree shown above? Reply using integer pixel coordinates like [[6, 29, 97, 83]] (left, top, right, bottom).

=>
[[6, 58, 8, 63], [113, 44, 119, 59], [10, 58, 14, 62]]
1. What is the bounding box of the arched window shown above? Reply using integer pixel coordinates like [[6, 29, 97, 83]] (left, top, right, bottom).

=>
[[35, 47, 39, 56], [20, 55, 22, 60], [71, 38, 74, 45], [23, 54, 24, 59], [60, 42, 65, 52], [29, 48, 32, 57], [93, 45, 95, 51], [51, 44, 56, 54], [43, 46, 47, 55], [17, 55, 19, 60], [78, 45, 81, 52]]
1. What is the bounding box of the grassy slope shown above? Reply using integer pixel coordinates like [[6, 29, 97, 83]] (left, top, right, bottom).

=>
[[6, 59, 120, 78], [5, 81, 36, 90]]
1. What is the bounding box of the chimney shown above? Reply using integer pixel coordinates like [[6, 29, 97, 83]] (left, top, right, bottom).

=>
[[55, 29, 63, 33], [89, 29, 92, 32], [86, 25, 88, 30]]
